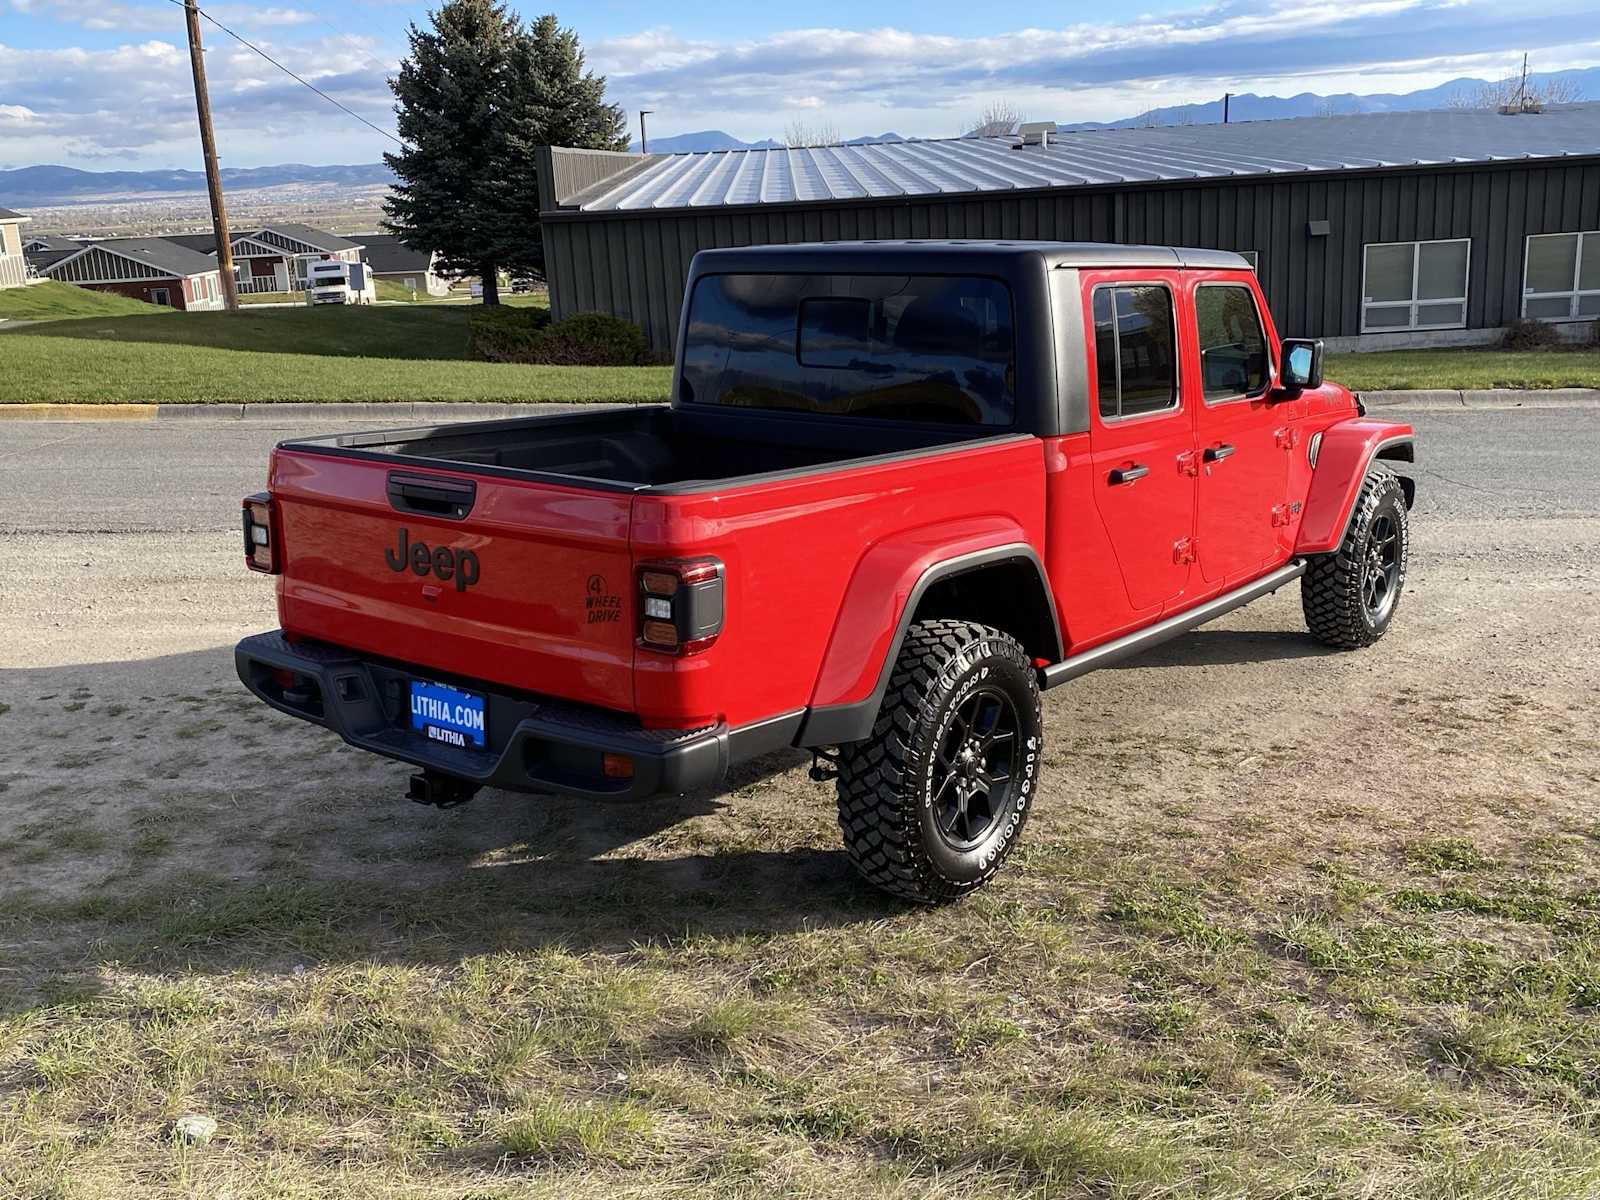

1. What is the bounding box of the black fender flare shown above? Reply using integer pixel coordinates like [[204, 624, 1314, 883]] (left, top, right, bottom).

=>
[[795, 544, 1061, 748]]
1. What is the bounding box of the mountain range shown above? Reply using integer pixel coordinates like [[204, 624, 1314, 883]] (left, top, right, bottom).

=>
[[2, 67, 1593, 204], [0, 162, 397, 203]]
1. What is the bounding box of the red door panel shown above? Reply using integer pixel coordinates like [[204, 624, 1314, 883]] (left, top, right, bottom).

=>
[[1081, 269, 1197, 614], [1187, 273, 1294, 586]]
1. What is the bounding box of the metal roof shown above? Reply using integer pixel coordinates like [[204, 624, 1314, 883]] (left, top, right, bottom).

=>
[[564, 103, 1600, 214], [267, 223, 364, 252], [356, 232, 434, 274], [49, 236, 221, 278], [694, 239, 1251, 271]]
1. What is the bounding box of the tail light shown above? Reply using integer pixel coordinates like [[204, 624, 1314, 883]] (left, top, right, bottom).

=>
[[637, 557, 724, 655], [242, 492, 281, 574]]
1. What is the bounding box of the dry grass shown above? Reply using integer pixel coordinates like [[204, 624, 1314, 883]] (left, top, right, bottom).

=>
[[4, 514, 1600, 1197]]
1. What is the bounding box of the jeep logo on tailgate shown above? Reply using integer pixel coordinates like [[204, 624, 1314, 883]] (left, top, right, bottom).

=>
[[385, 527, 481, 591]]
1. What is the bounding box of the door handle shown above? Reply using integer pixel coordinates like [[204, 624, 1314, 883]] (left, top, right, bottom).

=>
[[1203, 443, 1237, 463], [1109, 464, 1149, 485]]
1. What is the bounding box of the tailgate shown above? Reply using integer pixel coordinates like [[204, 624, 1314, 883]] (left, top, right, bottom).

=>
[[269, 447, 635, 712]]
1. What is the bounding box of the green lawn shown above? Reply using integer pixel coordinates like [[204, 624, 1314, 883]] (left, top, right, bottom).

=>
[[0, 280, 168, 321], [12, 305, 475, 360], [1327, 348, 1600, 391], [0, 334, 671, 404]]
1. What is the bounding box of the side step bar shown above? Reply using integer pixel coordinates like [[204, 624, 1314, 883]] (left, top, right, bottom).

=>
[[1039, 561, 1307, 689]]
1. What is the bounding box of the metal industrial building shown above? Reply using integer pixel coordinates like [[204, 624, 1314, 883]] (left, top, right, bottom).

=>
[[535, 104, 1600, 352]]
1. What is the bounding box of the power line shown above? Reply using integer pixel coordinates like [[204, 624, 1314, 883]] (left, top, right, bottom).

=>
[[164, 0, 402, 147]]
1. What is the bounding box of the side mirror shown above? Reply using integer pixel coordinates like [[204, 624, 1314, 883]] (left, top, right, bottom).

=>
[[1279, 338, 1324, 392]]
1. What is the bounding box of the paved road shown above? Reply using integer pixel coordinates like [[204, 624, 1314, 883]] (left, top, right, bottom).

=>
[[1, 407, 1596, 536]]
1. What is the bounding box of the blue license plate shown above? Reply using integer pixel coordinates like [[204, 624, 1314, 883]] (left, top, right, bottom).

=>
[[409, 680, 486, 748]]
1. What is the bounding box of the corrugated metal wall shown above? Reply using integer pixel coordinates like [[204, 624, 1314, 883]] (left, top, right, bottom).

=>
[[542, 161, 1600, 350]]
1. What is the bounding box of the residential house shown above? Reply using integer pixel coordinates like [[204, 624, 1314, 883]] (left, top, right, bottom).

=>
[[358, 232, 452, 296], [169, 224, 366, 295], [0, 208, 30, 289], [21, 233, 81, 272], [43, 237, 226, 310]]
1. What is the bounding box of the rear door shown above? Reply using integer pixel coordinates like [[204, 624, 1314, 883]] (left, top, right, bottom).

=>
[[269, 449, 637, 711], [1083, 270, 1197, 615], [1187, 274, 1293, 585]]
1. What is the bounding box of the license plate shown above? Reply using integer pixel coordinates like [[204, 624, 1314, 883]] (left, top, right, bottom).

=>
[[409, 680, 486, 748]]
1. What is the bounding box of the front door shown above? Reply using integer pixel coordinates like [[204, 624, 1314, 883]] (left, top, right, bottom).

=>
[[1084, 272, 1197, 615], [1187, 277, 1292, 585]]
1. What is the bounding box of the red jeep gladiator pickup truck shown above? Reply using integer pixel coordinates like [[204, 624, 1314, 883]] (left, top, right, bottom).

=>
[[237, 241, 1415, 902]]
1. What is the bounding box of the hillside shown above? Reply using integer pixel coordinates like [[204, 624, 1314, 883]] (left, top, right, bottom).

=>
[[0, 281, 170, 321]]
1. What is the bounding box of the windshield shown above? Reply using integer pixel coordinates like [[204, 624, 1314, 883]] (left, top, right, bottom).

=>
[[680, 273, 1016, 426]]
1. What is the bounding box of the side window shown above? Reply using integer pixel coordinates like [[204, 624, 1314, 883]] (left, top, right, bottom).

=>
[[1092, 284, 1178, 420], [1195, 284, 1269, 401]]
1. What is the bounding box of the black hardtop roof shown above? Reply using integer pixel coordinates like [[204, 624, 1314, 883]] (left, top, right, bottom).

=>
[[691, 240, 1249, 272]]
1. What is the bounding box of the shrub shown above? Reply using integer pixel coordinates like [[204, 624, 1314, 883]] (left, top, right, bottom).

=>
[[466, 305, 552, 362], [529, 312, 650, 366], [1500, 318, 1563, 351], [468, 309, 650, 366]]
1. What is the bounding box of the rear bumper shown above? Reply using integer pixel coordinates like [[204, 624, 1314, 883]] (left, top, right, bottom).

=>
[[235, 630, 799, 800]]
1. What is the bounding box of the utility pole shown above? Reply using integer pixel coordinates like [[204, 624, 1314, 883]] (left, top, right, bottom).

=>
[[183, 0, 239, 313], [639, 110, 653, 155], [1223, 93, 1232, 124]]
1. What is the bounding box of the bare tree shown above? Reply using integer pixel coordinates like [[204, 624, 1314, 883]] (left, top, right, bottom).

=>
[[1447, 56, 1585, 112], [783, 121, 841, 148], [967, 100, 1025, 137]]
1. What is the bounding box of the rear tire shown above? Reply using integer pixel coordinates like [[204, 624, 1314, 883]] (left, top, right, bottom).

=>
[[835, 620, 1042, 904], [1302, 468, 1409, 649]]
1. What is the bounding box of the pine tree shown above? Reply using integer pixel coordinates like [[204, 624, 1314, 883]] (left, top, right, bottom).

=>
[[384, 5, 626, 305]]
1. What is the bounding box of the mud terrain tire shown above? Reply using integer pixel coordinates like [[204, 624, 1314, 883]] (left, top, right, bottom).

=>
[[836, 619, 1042, 904]]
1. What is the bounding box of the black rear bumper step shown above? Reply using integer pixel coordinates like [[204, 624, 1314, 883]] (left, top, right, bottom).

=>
[[235, 630, 800, 800]]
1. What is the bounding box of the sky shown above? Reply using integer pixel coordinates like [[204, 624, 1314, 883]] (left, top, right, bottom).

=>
[[2, 0, 1598, 170]]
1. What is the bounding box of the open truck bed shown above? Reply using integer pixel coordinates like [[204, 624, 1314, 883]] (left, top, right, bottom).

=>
[[279, 404, 992, 494]]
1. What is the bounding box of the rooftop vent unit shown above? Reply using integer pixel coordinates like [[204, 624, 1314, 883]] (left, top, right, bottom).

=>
[[1013, 121, 1058, 149]]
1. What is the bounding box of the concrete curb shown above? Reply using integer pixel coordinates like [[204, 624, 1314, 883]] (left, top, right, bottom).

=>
[[1361, 388, 1600, 410]]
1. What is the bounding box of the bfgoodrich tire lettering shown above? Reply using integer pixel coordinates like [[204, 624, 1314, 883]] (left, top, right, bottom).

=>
[[836, 619, 1042, 904], [1302, 468, 1409, 649]]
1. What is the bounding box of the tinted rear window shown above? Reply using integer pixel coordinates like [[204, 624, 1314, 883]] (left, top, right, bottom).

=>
[[680, 274, 1015, 426]]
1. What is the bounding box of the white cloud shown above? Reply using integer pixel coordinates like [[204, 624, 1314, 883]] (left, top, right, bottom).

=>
[[13, 0, 324, 33], [591, 0, 1598, 139]]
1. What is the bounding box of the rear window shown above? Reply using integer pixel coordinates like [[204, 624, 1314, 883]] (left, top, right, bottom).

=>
[[680, 273, 1016, 426]]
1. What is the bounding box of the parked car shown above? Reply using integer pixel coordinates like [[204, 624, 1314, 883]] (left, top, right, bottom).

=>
[[237, 241, 1415, 902]]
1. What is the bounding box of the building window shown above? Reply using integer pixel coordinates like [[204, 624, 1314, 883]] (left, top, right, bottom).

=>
[[1522, 232, 1600, 321], [150, 288, 171, 307], [1237, 250, 1259, 272], [1092, 284, 1179, 420], [1361, 238, 1469, 332]]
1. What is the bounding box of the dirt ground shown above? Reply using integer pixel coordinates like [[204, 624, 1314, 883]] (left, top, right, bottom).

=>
[[2, 406, 1599, 1198]]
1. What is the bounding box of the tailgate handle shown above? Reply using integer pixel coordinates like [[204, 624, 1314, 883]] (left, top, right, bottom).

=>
[[387, 472, 476, 521]]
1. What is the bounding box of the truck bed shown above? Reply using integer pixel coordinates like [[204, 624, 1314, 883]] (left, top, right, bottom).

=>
[[281, 405, 998, 493]]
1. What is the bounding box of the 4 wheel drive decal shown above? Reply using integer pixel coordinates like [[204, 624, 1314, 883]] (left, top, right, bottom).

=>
[[384, 527, 481, 592]]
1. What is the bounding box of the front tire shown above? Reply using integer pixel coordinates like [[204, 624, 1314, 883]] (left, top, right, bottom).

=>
[[835, 620, 1042, 904], [1302, 468, 1409, 648]]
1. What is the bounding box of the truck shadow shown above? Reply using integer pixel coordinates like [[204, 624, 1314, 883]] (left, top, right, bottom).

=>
[[1, 648, 910, 1007], [1110, 627, 1340, 670]]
